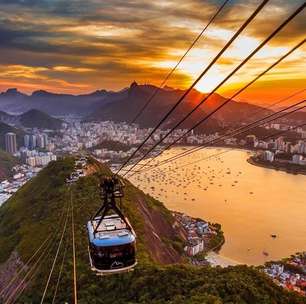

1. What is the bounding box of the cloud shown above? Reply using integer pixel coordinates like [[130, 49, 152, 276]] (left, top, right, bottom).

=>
[[0, 0, 304, 97]]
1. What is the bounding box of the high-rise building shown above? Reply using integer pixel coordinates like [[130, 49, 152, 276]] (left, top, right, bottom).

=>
[[29, 134, 37, 150], [24, 134, 30, 148], [5, 132, 17, 154], [37, 134, 45, 149], [43, 133, 48, 147]]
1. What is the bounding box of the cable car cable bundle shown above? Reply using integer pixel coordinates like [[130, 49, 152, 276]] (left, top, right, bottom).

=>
[[129, 100, 305, 176], [115, 0, 270, 176], [160, 109, 306, 173], [121, 5, 306, 177], [130, 0, 230, 124], [133, 98, 306, 176], [128, 38, 306, 176]]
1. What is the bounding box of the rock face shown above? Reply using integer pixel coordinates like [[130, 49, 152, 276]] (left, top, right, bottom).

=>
[[136, 195, 184, 264]]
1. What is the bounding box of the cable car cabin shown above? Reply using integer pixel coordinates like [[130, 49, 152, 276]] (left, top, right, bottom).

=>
[[87, 214, 137, 275]]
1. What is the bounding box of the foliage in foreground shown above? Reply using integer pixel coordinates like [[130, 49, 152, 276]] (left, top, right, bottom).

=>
[[0, 149, 19, 180], [0, 158, 305, 304]]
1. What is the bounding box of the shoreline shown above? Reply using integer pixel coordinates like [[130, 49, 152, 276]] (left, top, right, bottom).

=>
[[247, 157, 306, 176], [123, 148, 306, 268]]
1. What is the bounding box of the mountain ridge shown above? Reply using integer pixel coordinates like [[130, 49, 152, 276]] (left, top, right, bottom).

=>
[[85, 82, 275, 132], [0, 88, 118, 115], [1, 84, 303, 131], [0, 84, 270, 122]]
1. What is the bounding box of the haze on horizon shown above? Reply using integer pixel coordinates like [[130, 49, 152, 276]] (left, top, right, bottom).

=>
[[0, 0, 305, 106]]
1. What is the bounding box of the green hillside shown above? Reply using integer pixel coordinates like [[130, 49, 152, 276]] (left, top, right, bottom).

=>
[[0, 149, 19, 180], [0, 121, 25, 150], [20, 109, 63, 130], [0, 158, 304, 304]]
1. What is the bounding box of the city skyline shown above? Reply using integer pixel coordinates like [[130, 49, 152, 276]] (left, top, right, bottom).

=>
[[0, 0, 305, 105]]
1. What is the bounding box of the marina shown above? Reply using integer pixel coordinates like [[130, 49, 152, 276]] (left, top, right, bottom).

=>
[[129, 147, 306, 265]]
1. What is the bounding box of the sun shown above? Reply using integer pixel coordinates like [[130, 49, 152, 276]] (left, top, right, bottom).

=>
[[193, 65, 230, 93]]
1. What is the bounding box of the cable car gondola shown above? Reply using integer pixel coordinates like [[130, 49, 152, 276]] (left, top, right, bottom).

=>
[[87, 177, 137, 275]]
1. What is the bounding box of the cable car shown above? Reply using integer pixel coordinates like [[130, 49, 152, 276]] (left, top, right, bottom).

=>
[[66, 172, 79, 184], [87, 177, 137, 275]]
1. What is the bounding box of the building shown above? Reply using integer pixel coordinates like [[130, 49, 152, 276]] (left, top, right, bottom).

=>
[[292, 154, 303, 165], [263, 150, 274, 162], [246, 135, 257, 147], [24, 134, 30, 148], [43, 133, 48, 147], [29, 134, 37, 150], [37, 134, 45, 149], [5, 132, 17, 154], [185, 238, 204, 256]]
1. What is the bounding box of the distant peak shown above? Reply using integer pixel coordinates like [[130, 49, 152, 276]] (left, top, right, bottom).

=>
[[6, 88, 18, 94], [163, 85, 175, 91], [31, 90, 50, 97], [1, 88, 26, 97], [91, 89, 107, 96], [130, 81, 138, 89], [24, 108, 43, 114]]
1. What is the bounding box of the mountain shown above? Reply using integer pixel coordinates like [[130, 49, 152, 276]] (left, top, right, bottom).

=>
[[0, 109, 63, 130], [0, 158, 303, 303], [0, 122, 25, 150], [0, 149, 19, 180], [19, 109, 63, 130], [0, 84, 302, 129], [283, 111, 306, 123], [0, 88, 123, 116], [0, 111, 16, 125], [85, 82, 274, 132]]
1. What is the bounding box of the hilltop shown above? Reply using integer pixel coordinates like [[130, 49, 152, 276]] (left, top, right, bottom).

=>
[[0, 149, 19, 180], [19, 109, 63, 130], [0, 158, 304, 303], [0, 109, 63, 130]]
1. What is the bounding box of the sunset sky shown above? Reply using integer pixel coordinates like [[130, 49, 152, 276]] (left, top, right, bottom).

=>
[[0, 0, 305, 105]]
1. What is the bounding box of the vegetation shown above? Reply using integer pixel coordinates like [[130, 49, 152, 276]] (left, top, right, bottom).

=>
[[0, 149, 19, 180], [207, 223, 225, 252], [91, 139, 133, 152], [0, 158, 305, 303], [19, 109, 63, 129], [0, 158, 74, 263]]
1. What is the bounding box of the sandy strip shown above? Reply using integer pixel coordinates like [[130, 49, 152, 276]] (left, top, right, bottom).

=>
[[205, 252, 241, 267]]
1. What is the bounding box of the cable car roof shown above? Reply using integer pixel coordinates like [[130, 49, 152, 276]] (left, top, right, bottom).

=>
[[87, 215, 135, 247]]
